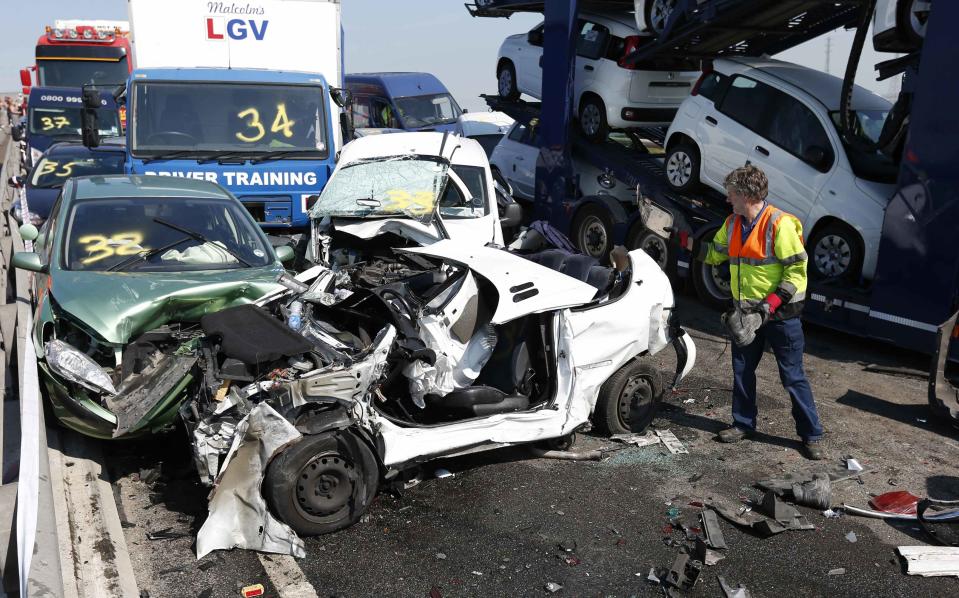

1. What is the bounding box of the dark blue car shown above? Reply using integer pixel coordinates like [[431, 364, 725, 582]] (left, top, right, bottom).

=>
[[12, 140, 126, 226], [346, 72, 463, 133]]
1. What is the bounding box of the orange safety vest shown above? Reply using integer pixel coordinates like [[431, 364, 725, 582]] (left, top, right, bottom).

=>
[[726, 206, 796, 267]]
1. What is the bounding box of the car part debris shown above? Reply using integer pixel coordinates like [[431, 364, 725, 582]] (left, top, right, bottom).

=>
[[666, 553, 702, 590], [828, 568, 846, 576], [897, 546, 959, 576], [791, 473, 832, 509], [545, 581, 563, 593], [241, 584, 266, 598], [845, 457, 864, 472], [197, 403, 306, 559], [147, 527, 191, 541], [701, 509, 727, 549], [823, 509, 842, 518], [655, 429, 689, 454], [435, 468, 454, 479], [108, 353, 198, 437], [918, 498, 959, 546], [846, 531, 858, 543], [755, 491, 815, 531], [529, 446, 605, 461], [610, 432, 661, 447], [870, 490, 920, 515], [717, 576, 751, 598], [692, 538, 725, 566], [842, 504, 921, 520], [647, 567, 661, 584], [708, 498, 787, 537]]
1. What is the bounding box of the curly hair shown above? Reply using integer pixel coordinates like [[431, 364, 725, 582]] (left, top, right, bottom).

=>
[[724, 165, 768, 201]]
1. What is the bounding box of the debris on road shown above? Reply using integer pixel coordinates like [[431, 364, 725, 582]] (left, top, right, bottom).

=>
[[791, 473, 832, 509], [146, 527, 191, 541], [846, 531, 858, 543], [544, 581, 563, 593], [755, 492, 814, 531], [666, 553, 702, 590], [241, 584, 265, 597], [870, 491, 920, 515], [717, 576, 751, 598], [897, 546, 959, 577], [822, 509, 842, 519], [701, 509, 728, 549], [435, 468, 454, 479], [844, 457, 864, 473], [609, 432, 661, 448], [655, 429, 689, 455], [529, 446, 605, 461], [646, 567, 660, 584], [828, 568, 846, 576], [693, 538, 725, 566]]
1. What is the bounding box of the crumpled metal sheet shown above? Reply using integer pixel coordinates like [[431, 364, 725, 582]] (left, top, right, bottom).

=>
[[107, 353, 197, 437], [196, 402, 306, 559]]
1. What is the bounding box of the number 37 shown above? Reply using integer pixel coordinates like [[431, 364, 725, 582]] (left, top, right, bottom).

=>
[[236, 103, 295, 142]]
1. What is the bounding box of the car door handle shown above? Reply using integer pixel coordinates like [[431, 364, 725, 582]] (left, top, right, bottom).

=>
[[584, 65, 594, 71], [755, 145, 770, 156], [705, 116, 718, 126]]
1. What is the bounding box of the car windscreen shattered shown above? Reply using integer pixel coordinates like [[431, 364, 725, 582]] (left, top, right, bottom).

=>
[[310, 156, 447, 223], [63, 197, 273, 272]]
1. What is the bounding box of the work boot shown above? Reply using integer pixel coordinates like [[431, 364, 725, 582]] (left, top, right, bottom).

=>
[[801, 440, 826, 461], [717, 426, 752, 443]]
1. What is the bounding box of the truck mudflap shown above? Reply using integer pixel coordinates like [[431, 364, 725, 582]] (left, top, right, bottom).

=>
[[928, 309, 959, 423], [671, 328, 696, 389]]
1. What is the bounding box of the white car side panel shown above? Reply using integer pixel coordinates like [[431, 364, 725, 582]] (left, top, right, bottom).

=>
[[403, 241, 598, 324]]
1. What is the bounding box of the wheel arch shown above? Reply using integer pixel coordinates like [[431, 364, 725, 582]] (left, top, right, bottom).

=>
[[291, 402, 387, 476], [806, 215, 865, 257], [572, 195, 631, 244]]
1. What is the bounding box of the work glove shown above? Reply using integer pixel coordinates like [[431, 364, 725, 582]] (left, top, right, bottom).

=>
[[721, 308, 764, 347]]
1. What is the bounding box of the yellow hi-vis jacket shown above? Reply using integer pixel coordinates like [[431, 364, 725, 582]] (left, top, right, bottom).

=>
[[704, 204, 808, 319]]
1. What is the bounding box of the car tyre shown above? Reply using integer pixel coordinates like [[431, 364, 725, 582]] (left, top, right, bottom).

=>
[[264, 429, 379, 537], [627, 226, 672, 271], [691, 229, 732, 310], [897, 0, 930, 48], [645, 0, 682, 34], [572, 204, 614, 262], [594, 361, 664, 435], [578, 95, 609, 142], [808, 222, 863, 281], [664, 142, 701, 192], [497, 61, 520, 101]]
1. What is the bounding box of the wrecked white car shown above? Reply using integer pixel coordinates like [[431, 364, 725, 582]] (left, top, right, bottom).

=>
[[187, 241, 695, 557], [179, 130, 695, 557]]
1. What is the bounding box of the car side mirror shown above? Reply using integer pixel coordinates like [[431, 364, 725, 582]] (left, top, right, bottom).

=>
[[527, 29, 543, 46], [12, 251, 45, 273], [501, 202, 523, 229], [274, 245, 295, 264], [330, 87, 353, 108], [803, 145, 831, 171], [19, 223, 39, 241], [10, 126, 24, 142]]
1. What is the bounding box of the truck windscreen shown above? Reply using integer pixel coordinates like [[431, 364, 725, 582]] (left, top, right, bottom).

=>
[[30, 106, 122, 138], [38, 58, 129, 87], [131, 82, 329, 157]]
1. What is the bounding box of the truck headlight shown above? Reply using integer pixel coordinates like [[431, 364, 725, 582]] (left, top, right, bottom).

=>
[[44, 339, 118, 396]]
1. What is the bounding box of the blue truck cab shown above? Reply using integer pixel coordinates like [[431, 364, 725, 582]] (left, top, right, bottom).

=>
[[346, 72, 463, 133], [25, 86, 122, 168], [126, 68, 339, 229]]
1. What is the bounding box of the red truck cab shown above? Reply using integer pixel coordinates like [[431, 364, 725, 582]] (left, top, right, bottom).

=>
[[20, 20, 132, 95]]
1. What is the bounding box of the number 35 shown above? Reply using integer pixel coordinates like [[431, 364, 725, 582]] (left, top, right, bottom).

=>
[[235, 103, 295, 142]]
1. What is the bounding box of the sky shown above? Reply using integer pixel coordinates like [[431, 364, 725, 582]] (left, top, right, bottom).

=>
[[1, 1, 899, 108]]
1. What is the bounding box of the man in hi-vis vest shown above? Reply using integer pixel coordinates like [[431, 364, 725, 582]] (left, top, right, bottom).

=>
[[699, 165, 825, 460]]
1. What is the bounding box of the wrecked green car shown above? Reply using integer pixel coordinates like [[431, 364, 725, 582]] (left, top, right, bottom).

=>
[[12, 175, 292, 439]]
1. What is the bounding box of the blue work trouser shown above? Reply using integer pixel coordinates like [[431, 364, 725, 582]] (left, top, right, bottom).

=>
[[731, 317, 824, 441]]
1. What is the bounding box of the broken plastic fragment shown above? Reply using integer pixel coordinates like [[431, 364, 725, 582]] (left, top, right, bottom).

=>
[[822, 509, 842, 519], [846, 531, 858, 543], [435, 468, 454, 479], [545, 582, 563, 593], [656, 429, 689, 454], [828, 568, 846, 576], [845, 458, 864, 472], [241, 584, 265, 598], [647, 567, 660, 583], [870, 490, 920, 515]]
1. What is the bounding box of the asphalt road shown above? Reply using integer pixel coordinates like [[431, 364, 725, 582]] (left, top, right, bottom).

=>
[[106, 293, 959, 598]]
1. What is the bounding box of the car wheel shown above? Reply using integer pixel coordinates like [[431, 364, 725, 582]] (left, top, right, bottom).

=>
[[572, 204, 614, 262], [578, 95, 609, 142], [808, 223, 863, 281], [691, 232, 732, 310], [497, 61, 520, 101], [664, 142, 701, 192], [264, 429, 379, 537], [594, 361, 664, 435], [897, 0, 931, 47], [627, 226, 671, 271], [645, 0, 682, 34]]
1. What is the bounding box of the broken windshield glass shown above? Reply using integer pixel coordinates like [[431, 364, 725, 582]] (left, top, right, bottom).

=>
[[311, 157, 448, 223]]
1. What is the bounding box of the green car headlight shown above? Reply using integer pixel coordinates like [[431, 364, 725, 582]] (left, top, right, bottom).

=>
[[44, 339, 118, 396]]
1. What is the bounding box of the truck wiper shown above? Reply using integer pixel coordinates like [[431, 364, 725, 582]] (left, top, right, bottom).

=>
[[152, 217, 253, 267], [142, 151, 197, 164], [250, 149, 313, 164], [197, 151, 252, 165]]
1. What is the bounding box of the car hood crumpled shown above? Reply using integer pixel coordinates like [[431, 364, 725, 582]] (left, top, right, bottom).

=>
[[50, 267, 284, 345]]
